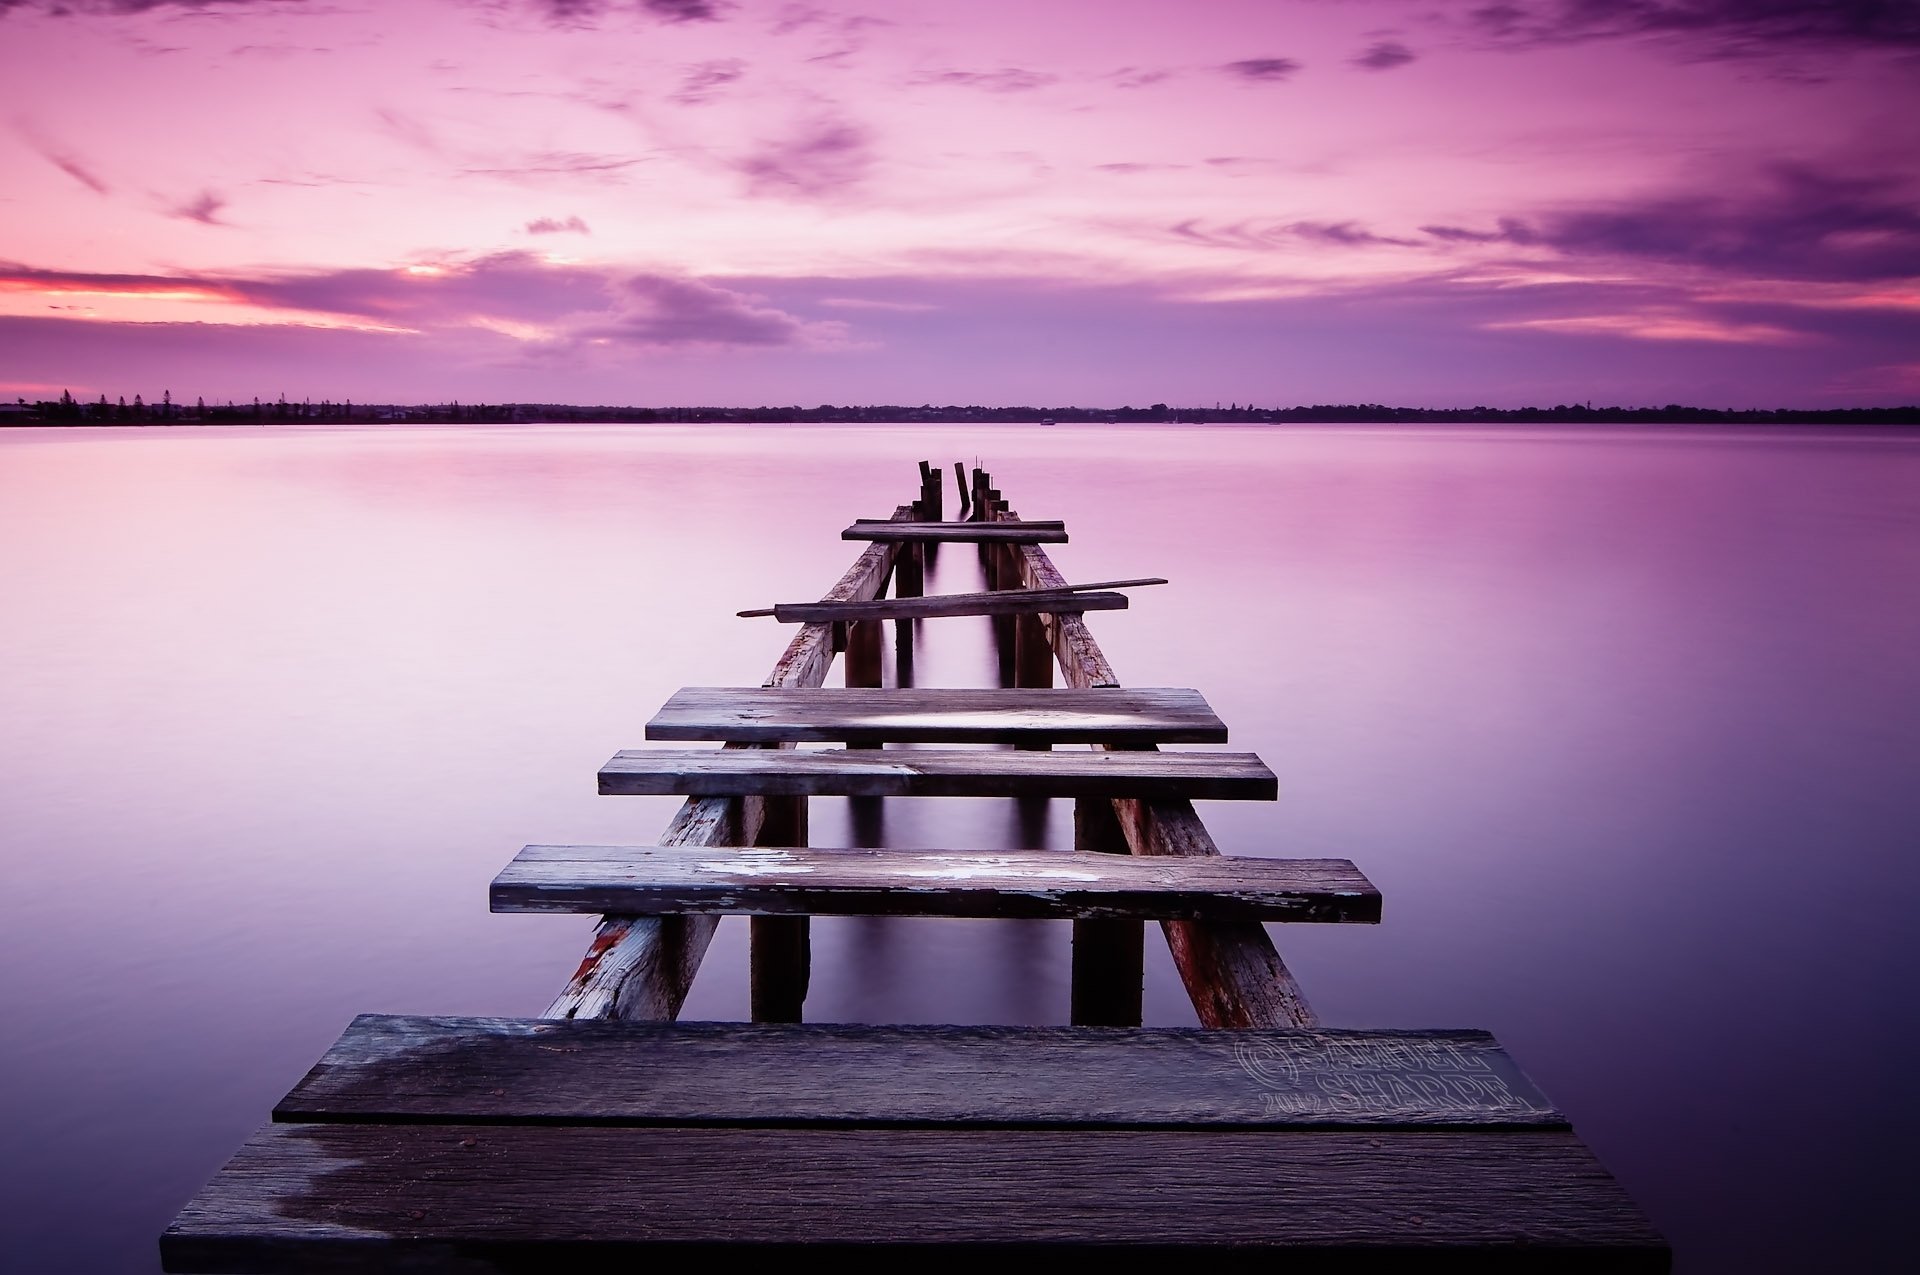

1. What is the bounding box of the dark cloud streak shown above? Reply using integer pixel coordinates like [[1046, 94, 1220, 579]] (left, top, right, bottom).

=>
[[1354, 40, 1417, 70], [1223, 57, 1301, 82], [1468, 1, 1920, 58], [1426, 166, 1920, 281]]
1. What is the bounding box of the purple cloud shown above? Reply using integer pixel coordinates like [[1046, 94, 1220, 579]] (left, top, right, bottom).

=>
[[584, 275, 818, 346], [1354, 40, 1417, 70], [510, 0, 729, 26], [1171, 218, 1418, 249], [1109, 66, 1173, 89], [0, 252, 830, 350], [1468, 1, 1920, 58], [14, 123, 111, 194], [672, 59, 745, 105], [920, 68, 1057, 93], [171, 190, 227, 225], [1223, 57, 1301, 82], [525, 215, 590, 234], [1426, 166, 1920, 281], [736, 118, 872, 199]]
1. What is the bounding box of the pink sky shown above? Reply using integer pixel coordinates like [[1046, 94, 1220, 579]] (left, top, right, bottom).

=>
[[2, 0, 1917, 407]]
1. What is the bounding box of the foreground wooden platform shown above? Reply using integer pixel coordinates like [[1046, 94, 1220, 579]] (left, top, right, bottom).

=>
[[491, 844, 1380, 921], [599, 746, 1279, 800], [646, 686, 1228, 744], [162, 1016, 1667, 1271]]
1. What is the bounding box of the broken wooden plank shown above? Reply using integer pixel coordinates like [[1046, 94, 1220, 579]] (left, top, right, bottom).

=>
[[278, 1016, 1563, 1129], [844, 521, 1068, 544], [743, 589, 1127, 623], [492, 845, 1379, 923], [599, 748, 1278, 802], [738, 575, 1168, 621], [163, 1125, 1665, 1268], [645, 686, 1228, 745]]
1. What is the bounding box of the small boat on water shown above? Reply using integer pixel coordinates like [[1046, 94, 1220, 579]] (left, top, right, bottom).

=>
[[1040, 418, 1056, 426]]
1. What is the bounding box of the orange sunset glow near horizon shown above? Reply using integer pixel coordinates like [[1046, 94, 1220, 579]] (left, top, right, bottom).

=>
[[2, 0, 1918, 407]]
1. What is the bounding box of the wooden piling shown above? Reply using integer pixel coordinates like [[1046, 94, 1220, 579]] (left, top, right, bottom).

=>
[[1071, 796, 1145, 1026], [750, 795, 809, 1023]]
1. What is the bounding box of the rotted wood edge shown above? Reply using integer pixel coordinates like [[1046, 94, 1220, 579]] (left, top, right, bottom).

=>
[[990, 488, 1318, 1028], [544, 502, 913, 1022]]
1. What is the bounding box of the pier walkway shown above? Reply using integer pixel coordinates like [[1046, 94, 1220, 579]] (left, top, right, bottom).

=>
[[161, 463, 1668, 1270]]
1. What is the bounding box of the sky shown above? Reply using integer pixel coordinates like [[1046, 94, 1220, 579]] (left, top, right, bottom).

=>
[[1, 0, 1917, 408]]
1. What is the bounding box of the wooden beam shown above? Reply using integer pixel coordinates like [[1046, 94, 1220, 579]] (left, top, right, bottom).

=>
[[492, 845, 1381, 923], [994, 507, 1319, 1028], [845, 522, 1067, 544], [599, 747, 1279, 802], [279, 1016, 1565, 1129], [645, 686, 1228, 745], [546, 499, 914, 1022]]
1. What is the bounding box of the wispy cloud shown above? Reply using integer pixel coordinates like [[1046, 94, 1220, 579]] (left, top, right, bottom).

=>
[[1109, 65, 1173, 89], [14, 121, 111, 195], [1171, 218, 1418, 250], [1465, 1, 1920, 59], [506, 0, 731, 27], [0, 252, 840, 350], [736, 117, 872, 199], [525, 215, 590, 234], [1425, 165, 1920, 282], [170, 190, 228, 225], [671, 58, 746, 105], [1222, 57, 1301, 82], [918, 67, 1057, 93], [1353, 40, 1416, 71]]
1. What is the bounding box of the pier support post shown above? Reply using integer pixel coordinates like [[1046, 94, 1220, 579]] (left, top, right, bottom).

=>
[[846, 618, 884, 690], [1070, 796, 1144, 1026], [750, 794, 810, 1023]]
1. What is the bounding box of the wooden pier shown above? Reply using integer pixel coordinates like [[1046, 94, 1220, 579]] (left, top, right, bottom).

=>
[[161, 464, 1669, 1270]]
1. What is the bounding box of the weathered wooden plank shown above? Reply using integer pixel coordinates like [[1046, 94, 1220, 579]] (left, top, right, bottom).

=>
[[750, 589, 1129, 623], [845, 521, 1068, 544], [549, 500, 915, 1022], [163, 1126, 1666, 1269], [997, 509, 1316, 1027], [278, 1016, 1564, 1128], [646, 686, 1227, 745], [492, 845, 1379, 923], [599, 748, 1278, 802]]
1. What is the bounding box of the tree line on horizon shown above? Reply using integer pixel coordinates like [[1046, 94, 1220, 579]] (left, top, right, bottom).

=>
[[8, 392, 1917, 427]]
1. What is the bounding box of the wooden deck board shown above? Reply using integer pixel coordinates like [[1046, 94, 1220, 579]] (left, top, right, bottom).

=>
[[599, 747, 1278, 801], [845, 521, 1069, 544], [491, 845, 1378, 922], [646, 686, 1227, 744], [163, 1124, 1665, 1269], [276, 1016, 1559, 1129]]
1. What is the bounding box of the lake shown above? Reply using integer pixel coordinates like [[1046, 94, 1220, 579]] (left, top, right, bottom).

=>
[[1, 421, 1915, 1271]]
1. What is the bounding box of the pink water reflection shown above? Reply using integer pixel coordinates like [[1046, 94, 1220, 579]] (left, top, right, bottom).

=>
[[1, 422, 1916, 1272]]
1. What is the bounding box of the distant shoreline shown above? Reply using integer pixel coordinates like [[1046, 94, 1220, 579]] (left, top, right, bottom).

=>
[[6, 401, 1919, 428]]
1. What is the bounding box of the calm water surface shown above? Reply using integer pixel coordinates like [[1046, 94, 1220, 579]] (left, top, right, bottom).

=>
[[2, 422, 1916, 1272]]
